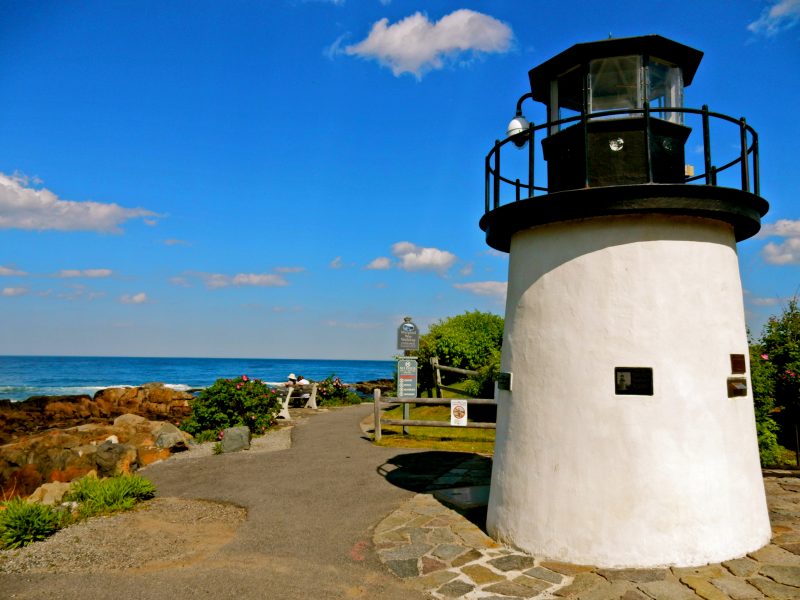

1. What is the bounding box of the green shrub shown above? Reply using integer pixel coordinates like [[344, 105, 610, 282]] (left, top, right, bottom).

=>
[[317, 375, 361, 406], [0, 498, 61, 549], [750, 343, 782, 465], [181, 375, 282, 438], [417, 311, 504, 395], [64, 474, 156, 519], [463, 348, 502, 398]]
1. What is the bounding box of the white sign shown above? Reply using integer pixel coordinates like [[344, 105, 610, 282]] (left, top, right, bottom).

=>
[[450, 400, 468, 426]]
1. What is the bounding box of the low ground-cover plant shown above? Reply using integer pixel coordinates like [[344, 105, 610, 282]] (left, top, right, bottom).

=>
[[0, 474, 156, 549], [181, 375, 282, 440], [317, 375, 361, 406], [64, 474, 156, 520], [0, 498, 62, 549]]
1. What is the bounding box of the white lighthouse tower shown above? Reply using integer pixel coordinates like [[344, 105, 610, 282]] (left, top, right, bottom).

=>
[[481, 35, 771, 568]]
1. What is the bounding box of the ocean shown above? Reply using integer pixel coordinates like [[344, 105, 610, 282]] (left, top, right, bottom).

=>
[[0, 355, 395, 402]]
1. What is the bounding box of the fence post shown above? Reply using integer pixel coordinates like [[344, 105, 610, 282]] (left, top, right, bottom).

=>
[[373, 388, 382, 442]]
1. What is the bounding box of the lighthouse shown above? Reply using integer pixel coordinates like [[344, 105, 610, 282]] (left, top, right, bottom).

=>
[[481, 35, 771, 568]]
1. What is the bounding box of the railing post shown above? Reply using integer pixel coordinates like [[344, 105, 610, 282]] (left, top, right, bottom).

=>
[[493, 140, 501, 209], [740, 117, 750, 192], [702, 105, 712, 185], [753, 131, 760, 197], [711, 165, 718, 186], [643, 101, 653, 183], [373, 388, 382, 442], [485, 155, 490, 214], [515, 178, 521, 201], [528, 123, 535, 198]]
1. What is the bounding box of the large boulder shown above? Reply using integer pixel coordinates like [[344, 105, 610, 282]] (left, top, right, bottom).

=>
[[220, 426, 251, 453], [95, 441, 138, 477]]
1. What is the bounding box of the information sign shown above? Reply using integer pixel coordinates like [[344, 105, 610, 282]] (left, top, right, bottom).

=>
[[397, 317, 419, 351], [450, 400, 468, 426], [397, 358, 418, 398]]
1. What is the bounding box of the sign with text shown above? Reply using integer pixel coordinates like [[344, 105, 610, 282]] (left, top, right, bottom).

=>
[[397, 358, 418, 398], [450, 400, 468, 426], [397, 317, 419, 351]]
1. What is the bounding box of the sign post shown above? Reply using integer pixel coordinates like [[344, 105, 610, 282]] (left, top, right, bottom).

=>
[[396, 317, 419, 435]]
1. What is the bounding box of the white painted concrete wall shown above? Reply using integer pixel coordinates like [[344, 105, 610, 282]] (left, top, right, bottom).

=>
[[487, 214, 771, 568]]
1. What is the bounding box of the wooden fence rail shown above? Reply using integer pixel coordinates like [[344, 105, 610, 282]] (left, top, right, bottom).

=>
[[372, 389, 496, 442]]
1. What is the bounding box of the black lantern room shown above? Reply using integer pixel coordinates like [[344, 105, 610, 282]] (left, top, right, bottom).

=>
[[482, 34, 768, 252], [533, 35, 701, 190]]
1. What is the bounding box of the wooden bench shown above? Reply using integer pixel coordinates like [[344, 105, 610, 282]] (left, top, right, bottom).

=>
[[276, 383, 318, 420]]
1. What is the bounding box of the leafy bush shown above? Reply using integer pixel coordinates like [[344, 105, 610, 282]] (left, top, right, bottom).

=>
[[750, 343, 782, 465], [317, 375, 361, 406], [463, 348, 502, 399], [64, 474, 156, 520], [181, 375, 282, 438], [417, 311, 504, 394], [0, 498, 61, 549]]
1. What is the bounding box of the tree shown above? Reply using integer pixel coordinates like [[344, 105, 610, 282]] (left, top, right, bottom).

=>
[[416, 311, 504, 396], [759, 297, 800, 464]]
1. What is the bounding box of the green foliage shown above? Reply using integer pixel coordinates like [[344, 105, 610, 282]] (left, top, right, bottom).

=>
[[463, 349, 502, 398], [417, 311, 504, 394], [317, 375, 361, 406], [750, 343, 782, 465], [760, 298, 800, 425], [212, 442, 223, 455], [182, 375, 282, 439], [0, 498, 61, 549], [64, 474, 156, 520]]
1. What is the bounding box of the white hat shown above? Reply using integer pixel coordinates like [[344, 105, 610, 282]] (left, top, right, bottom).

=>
[[288, 373, 297, 380]]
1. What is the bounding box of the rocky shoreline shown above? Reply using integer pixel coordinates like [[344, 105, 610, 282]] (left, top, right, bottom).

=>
[[0, 379, 392, 500]]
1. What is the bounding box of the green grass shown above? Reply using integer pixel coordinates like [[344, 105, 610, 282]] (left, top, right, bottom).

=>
[[376, 403, 495, 454]]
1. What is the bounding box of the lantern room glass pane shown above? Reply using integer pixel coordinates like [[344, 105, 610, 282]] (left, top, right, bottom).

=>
[[648, 59, 684, 124], [554, 66, 583, 131], [589, 56, 642, 115]]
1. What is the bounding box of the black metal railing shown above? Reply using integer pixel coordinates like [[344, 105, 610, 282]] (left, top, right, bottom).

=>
[[485, 104, 760, 213]]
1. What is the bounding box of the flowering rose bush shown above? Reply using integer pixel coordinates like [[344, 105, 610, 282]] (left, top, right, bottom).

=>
[[317, 375, 361, 406], [181, 375, 282, 438]]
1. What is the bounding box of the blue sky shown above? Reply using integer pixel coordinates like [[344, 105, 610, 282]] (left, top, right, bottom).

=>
[[0, 0, 798, 359]]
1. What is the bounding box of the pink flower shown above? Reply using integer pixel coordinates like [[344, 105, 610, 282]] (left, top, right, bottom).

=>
[[236, 383, 243, 389], [242, 375, 249, 381], [761, 354, 769, 360]]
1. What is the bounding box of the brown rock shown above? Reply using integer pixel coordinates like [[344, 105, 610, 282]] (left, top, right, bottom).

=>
[[27, 481, 71, 505]]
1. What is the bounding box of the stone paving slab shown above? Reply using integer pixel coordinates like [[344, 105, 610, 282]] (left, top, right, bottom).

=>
[[373, 459, 800, 599]]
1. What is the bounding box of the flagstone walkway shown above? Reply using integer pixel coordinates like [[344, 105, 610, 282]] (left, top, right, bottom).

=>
[[375, 459, 800, 600]]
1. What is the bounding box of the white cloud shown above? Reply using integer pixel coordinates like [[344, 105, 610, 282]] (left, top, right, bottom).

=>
[[748, 0, 800, 35], [459, 262, 474, 276], [392, 241, 456, 274], [760, 218, 800, 264], [0, 172, 158, 233], [761, 219, 800, 237], [120, 292, 148, 304], [749, 295, 784, 306], [57, 268, 113, 278], [204, 272, 289, 289], [763, 239, 800, 265], [343, 9, 513, 78], [2, 287, 27, 297], [330, 256, 343, 269], [0, 265, 26, 276], [366, 256, 392, 270], [164, 238, 190, 246], [275, 266, 306, 273], [453, 281, 507, 299]]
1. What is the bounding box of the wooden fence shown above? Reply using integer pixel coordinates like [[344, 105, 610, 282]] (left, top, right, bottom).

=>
[[372, 389, 496, 442]]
